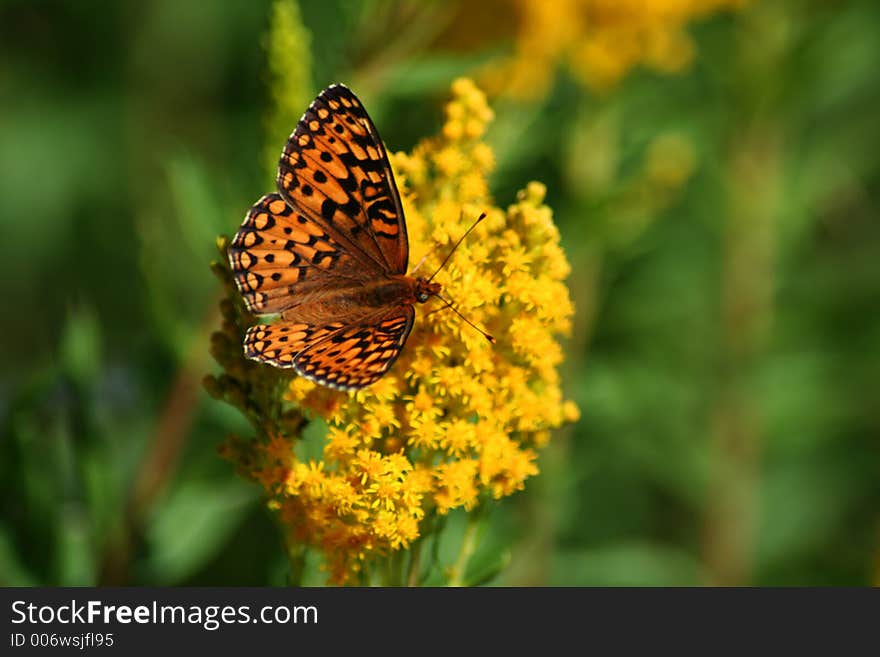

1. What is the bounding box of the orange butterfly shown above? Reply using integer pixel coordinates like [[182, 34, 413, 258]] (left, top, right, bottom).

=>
[[228, 84, 484, 390]]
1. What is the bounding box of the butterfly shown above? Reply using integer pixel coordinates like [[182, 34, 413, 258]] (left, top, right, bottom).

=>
[[227, 84, 447, 391]]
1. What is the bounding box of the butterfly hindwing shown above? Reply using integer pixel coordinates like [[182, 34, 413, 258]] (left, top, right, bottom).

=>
[[243, 321, 345, 368], [228, 193, 371, 315], [292, 306, 415, 390], [277, 83, 409, 275]]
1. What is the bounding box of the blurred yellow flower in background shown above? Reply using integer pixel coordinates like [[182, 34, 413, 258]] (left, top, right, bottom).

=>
[[480, 0, 746, 98]]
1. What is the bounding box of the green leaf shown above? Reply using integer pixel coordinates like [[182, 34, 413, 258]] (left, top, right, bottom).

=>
[[145, 479, 258, 584]]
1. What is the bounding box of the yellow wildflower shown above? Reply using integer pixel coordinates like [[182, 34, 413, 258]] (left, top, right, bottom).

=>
[[434, 459, 481, 514], [324, 426, 359, 463], [475, 0, 746, 98], [214, 78, 577, 584]]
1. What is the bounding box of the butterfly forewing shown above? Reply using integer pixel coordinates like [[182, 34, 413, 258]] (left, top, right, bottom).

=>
[[277, 84, 408, 275], [228, 193, 369, 315]]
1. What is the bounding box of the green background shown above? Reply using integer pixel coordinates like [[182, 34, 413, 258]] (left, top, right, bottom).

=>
[[1, 0, 878, 586]]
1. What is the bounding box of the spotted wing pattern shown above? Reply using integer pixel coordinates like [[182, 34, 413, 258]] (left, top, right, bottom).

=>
[[293, 306, 415, 389], [228, 193, 368, 315], [243, 321, 345, 368], [276, 83, 408, 275], [230, 84, 418, 391]]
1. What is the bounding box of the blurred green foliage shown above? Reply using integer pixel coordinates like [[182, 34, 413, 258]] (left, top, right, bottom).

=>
[[1, 0, 878, 586]]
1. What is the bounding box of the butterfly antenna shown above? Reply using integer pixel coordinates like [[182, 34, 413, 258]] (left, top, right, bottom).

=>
[[426, 212, 487, 283], [434, 294, 496, 344]]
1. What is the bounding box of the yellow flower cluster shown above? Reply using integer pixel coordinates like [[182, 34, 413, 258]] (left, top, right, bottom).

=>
[[249, 78, 578, 584], [484, 0, 746, 97]]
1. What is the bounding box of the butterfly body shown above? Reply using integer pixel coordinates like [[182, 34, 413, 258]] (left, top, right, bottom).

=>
[[228, 84, 442, 390], [277, 275, 439, 326]]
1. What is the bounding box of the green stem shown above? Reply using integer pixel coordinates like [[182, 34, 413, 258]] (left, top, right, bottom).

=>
[[448, 511, 481, 587], [420, 511, 444, 585], [406, 539, 423, 587], [287, 543, 306, 586]]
